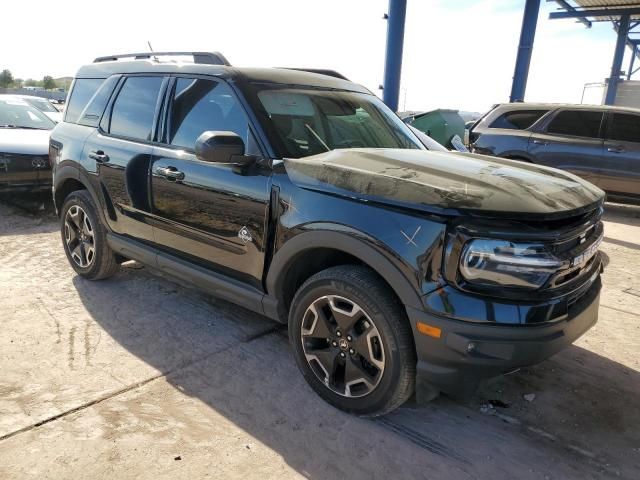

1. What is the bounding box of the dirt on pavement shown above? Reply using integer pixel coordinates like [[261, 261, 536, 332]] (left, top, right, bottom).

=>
[[0, 194, 638, 479]]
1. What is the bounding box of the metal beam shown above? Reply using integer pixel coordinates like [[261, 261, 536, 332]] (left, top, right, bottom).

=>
[[553, 0, 591, 28], [510, 0, 541, 102], [605, 14, 631, 105], [550, 7, 640, 21], [628, 46, 637, 80], [382, 0, 407, 112]]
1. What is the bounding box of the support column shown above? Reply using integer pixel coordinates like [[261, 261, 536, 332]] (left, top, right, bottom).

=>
[[382, 0, 407, 112], [509, 0, 541, 103], [605, 14, 631, 105]]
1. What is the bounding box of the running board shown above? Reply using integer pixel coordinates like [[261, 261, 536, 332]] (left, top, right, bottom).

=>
[[106, 233, 278, 320]]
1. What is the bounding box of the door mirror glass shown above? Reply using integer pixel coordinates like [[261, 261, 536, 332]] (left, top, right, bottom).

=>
[[195, 131, 249, 164]]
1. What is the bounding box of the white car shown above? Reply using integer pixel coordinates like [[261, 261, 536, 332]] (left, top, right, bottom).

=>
[[0, 96, 55, 191], [0, 94, 63, 123]]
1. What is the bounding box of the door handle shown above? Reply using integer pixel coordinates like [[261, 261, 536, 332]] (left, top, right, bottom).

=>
[[607, 146, 625, 153], [155, 166, 185, 181], [532, 139, 548, 146], [88, 150, 109, 163]]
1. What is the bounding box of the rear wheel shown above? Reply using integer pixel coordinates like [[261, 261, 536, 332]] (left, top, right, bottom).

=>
[[60, 190, 119, 280], [289, 265, 416, 416]]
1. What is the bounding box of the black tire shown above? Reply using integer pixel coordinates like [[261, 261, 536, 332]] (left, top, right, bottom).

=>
[[60, 190, 119, 280], [289, 265, 416, 416]]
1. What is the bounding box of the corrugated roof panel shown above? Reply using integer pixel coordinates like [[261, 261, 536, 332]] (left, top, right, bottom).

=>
[[569, 0, 640, 21]]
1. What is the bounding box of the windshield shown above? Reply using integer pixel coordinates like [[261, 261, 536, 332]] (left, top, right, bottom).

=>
[[24, 97, 59, 113], [0, 98, 56, 130], [253, 87, 423, 158]]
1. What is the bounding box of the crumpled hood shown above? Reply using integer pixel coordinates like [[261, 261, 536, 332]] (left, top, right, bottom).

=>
[[0, 128, 50, 155], [283, 148, 605, 219]]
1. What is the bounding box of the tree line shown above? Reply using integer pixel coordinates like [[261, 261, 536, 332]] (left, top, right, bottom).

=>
[[0, 69, 61, 90]]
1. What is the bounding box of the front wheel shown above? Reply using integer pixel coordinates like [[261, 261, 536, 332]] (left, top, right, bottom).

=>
[[289, 265, 416, 416], [60, 190, 119, 280]]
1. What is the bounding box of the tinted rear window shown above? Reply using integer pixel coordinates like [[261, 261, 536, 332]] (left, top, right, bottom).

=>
[[489, 110, 547, 130], [547, 110, 603, 138], [65, 79, 104, 123], [609, 113, 640, 143], [109, 76, 164, 141]]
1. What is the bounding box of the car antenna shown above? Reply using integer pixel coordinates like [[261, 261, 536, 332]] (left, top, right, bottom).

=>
[[147, 41, 159, 62]]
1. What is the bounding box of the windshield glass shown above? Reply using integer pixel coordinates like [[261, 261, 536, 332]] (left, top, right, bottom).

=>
[[24, 97, 59, 113], [0, 98, 56, 129], [253, 87, 423, 158]]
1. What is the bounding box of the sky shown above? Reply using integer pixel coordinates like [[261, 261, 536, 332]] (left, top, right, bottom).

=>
[[1, 0, 632, 113]]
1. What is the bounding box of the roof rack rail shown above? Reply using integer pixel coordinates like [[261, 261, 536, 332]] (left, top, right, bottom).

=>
[[279, 68, 349, 80], [93, 51, 231, 66]]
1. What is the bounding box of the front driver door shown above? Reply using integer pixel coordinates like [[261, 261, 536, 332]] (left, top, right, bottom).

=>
[[149, 76, 271, 290]]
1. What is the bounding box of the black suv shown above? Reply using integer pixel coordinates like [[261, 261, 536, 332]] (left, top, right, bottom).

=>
[[50, 52, 605, 416], [470, 102, 640, 205]]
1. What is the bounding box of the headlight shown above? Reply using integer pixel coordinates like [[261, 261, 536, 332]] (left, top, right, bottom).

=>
[[460, 239, 561, 289]]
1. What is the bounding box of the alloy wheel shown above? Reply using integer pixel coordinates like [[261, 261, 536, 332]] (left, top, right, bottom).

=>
[[64, 205, 96, 268], [301, 295, 385, 398]]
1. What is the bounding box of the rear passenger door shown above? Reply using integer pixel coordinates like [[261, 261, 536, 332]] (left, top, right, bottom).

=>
[[83, 75, 167, 243], [601, 112, 640, 197], [149, 76, 271, 290], [528, 109, 604, 186]]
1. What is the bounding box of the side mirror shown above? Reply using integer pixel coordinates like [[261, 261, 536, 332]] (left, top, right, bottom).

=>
[[195, 131, 252, 165]]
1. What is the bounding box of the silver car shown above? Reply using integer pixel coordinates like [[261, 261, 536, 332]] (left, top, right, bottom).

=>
[[470, 102, 640, 205]]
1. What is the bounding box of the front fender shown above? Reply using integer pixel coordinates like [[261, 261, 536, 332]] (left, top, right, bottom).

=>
[[266, 228, 425, 310]]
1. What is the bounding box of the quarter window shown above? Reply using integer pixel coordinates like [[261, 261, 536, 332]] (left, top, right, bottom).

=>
[[547, 110, 603, 138], [168, 78, 250, 150], [609, 113, 640, 143], [489, 110, 547, 130], [109, 76, 164, 141], [65, 78, 104, 124]]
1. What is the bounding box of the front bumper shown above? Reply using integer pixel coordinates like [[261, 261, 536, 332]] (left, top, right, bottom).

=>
[[406, 277, 601, 401]]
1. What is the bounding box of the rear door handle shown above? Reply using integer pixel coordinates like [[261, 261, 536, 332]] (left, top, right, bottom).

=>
[[532, 139, 548, 146], [88, 150, 109, 163], [155, 166, 185, 181], [607, 146, 625, 153]]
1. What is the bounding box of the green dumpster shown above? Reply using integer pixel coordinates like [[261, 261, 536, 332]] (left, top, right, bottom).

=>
[[402, 109, 465, 149]]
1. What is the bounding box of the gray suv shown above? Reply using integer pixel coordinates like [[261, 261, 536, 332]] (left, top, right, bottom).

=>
[[470, 103, 640, 204]]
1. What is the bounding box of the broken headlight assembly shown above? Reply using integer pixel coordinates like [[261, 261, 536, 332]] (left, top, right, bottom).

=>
[[459, 239, 561, 290]]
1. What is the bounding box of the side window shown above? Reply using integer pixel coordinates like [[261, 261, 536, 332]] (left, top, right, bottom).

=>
[[109, 76, 164, 141], [77, 76, 119, 127], [168, 78, 250, 150], [546, 110, 603, 138], [65, 78, 104, 124], [609, 113, 640, 143], [489, 110, 548, 130]]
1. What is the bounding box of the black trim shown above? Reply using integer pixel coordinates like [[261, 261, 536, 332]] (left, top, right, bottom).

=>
[[106, 233, 281, 322], [266, 230, 423, 310]]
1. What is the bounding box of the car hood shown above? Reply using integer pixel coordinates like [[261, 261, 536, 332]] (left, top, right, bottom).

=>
[[0, 128, 51, 155], [44, 111, 63, 123], [283, 148, 605, 219]]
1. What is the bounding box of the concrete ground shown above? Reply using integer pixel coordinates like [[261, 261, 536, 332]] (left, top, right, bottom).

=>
[[0, 193, 638, 480]]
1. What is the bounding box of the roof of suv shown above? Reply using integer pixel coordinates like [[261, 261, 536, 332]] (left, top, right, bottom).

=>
[[493, 102, 640, 114], [75, 60, 371, 94]]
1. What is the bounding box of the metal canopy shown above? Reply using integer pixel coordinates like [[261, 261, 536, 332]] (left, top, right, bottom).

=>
[[550, 0, 640, 21], [550, 0, 640, 104]]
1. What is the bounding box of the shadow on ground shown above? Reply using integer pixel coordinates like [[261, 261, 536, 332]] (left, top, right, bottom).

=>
[[72, 265, 640, 479], [0, 192, 57, 236]]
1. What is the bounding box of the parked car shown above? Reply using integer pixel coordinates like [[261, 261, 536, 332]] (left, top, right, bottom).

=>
[[0, 96, 55, 192], [0, 94, 63, 123], [470, 103, 640, 204], [50, 52, 605, 416]]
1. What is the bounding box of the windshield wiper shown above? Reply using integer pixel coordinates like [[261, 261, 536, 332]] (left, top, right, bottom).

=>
[[0, 125, 48, 130], [304, 123, 330, 152]]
